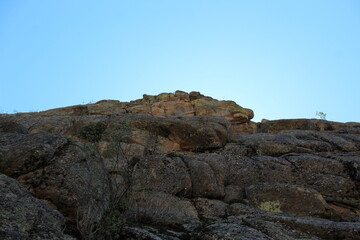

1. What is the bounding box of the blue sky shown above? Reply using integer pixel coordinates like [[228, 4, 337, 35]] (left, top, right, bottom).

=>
[[0, 0, 359, 122]]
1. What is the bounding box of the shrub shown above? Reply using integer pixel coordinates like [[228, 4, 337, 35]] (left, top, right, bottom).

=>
[[80, 122, 107, 142], [316, 111, 327, 120], [95, 207, 127, 240]]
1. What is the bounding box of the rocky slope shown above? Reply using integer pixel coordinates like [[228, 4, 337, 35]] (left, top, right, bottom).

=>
[[0, 91, 359, 240]]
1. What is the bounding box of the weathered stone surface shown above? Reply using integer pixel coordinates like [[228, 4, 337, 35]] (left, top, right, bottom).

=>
[[184, 154, 226, 198], [220, 152, 360, 219], [14, 114, 231, 154], [0, 120, 28, 134], [232, 121, 258, 135], [224, 185, 244, 203], [241, 216, 323, 240], [0, 132, 67, 177], [0, 132, 110, 237], [224, 155, 296, 190], [245, 183, 329, 217], [0, 174, 75, 240], [132, 116, 231, 152], [226, 203, 261, 216], [192, 198, 228, 219], [151, 101, 194, 117], [198, 217, 272, 240], [286, 153, 360, 208], [120, 225, 186, 240], [125, 191, 200, 227], [37, 91, 254, 126], [262, 215, 360, 240], [1, 92, 360, 239], [192, 98, 253, 123], [230, 132, 325, 156], [328, 151, 360, 182], [257, 118, 352, 134], [229, 130, 360, 156], [87, 100, 127, 115], [40, 100, 127, 116], [132, 155, 192, 196], [327, 203, 360, 222]]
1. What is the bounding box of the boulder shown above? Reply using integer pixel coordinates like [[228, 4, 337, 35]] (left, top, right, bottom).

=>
[[184, 154, 226, 198], [192, 198, 228, 219], [230, 130, 360, 156], [224, 155, 296, 189], [35, 91, 254, 129], [0, 132, 67, 177], [17, 114, 231, 154], [1, 91, 359, 239], [245, 183, 330, 217], [286, 153, 360, 208], [257, 119, 350, 134], [224, 185, 244, 203], [0, 132, 110, 237], [226, 203, 261, 216], [125, 191, 200, 228], [151, 101, 194, 117], [192, 98, 253, 123], [198, 217, 272, 240], [132, 155, 192, 196], [242, 216, 323, 240], [40, 100, 127, 116], [232, 121, 258, 135], [0, 174, 75, 240], [262, 215, 360, 240]]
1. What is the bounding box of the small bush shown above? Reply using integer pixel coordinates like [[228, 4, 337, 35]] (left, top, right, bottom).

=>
[[95, 207, 127, 240], [316, 111, 327, 120], [80, 122, 107, 142]]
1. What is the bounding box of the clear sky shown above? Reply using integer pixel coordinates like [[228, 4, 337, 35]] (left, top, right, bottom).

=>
[[1, 0, 359, 122]]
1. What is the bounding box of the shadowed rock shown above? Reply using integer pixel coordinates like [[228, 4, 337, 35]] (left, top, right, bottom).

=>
[[0, 174, 75, 239], [0, 132, 110, 237], [245, 183, 330, 217]]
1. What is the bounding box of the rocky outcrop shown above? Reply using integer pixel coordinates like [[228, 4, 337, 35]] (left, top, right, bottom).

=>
[[257, 118, 359, 134], [0, 91, 359, 239], [245, 183, 329, 217], [0, 174, 75, 239], [38, 91, 254, 124], [0, 131, 110, 237], [8, 114, 231, 154], [125, 191, 200, 228]]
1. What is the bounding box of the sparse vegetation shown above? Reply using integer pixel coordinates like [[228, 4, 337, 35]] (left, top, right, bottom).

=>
[[95, 206, 127, 240], [80, 122, 107, 143], [76, 200, 101, 239], [77, 121, 142, 240], [316, 111, 327, 120]]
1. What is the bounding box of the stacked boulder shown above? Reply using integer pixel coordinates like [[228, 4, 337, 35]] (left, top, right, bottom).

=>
[[1, 91, 360, 240]]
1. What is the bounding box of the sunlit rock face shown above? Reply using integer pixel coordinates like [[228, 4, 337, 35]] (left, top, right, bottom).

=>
[[39, 90, 254, 125], [1, 90, 360, 239]]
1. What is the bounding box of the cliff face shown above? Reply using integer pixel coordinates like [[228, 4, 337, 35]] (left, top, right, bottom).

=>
[[1, 91, 360, 240]]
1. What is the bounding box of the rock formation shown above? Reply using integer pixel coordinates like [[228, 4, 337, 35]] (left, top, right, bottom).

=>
[[0, 91, 359, 239], [0, 174, 75, 239]]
